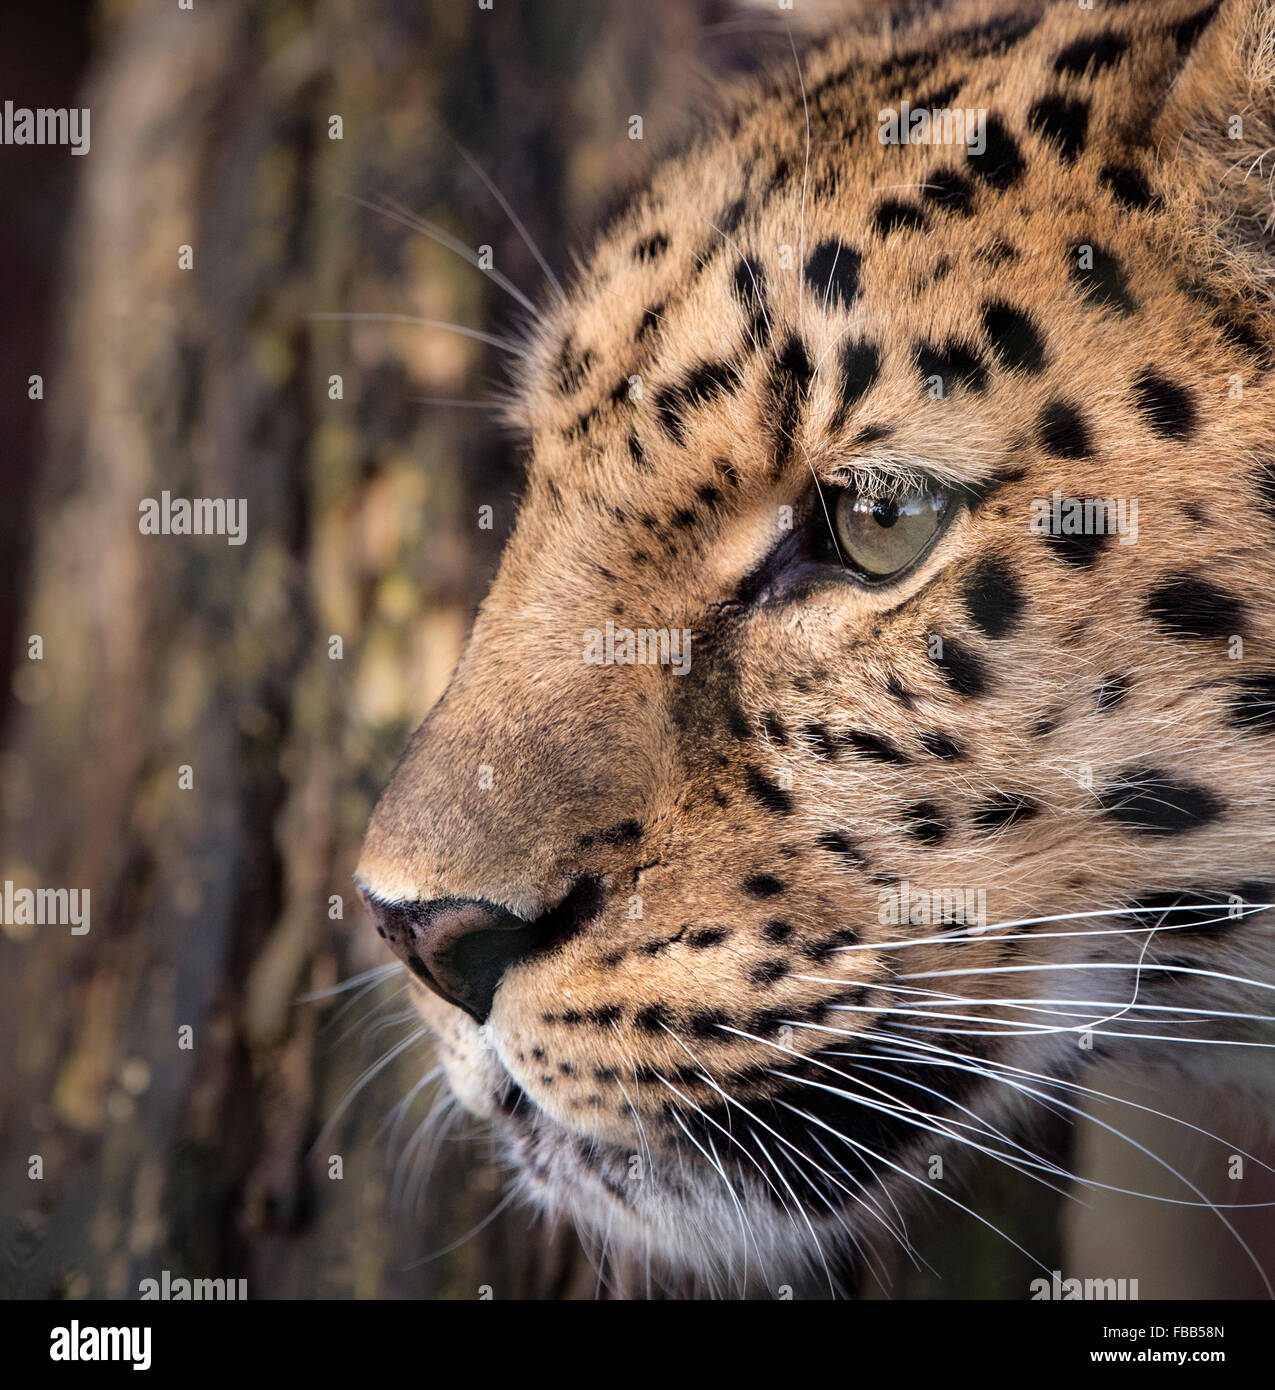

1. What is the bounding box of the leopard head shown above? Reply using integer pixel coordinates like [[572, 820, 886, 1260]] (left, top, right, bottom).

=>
[[357, 0, 1275, 1285]]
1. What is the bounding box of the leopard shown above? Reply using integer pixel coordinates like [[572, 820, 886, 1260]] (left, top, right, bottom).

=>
[[355, 0, 1275, 1294]]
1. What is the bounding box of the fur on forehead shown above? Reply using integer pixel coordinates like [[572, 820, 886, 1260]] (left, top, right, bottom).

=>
[[511, 0, 1275, 530]]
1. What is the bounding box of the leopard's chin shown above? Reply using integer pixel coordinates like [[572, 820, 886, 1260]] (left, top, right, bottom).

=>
[[496, 1097, 787, 1284], [490, 1077, 869, 1289]]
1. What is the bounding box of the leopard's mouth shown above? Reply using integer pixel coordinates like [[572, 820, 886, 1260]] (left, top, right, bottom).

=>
[[490, 1077, 695, 1259], [498, 1083, 635, 1199]]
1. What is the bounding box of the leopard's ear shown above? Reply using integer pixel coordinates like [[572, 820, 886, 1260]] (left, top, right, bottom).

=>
[[1153, 0, 1275, 261]]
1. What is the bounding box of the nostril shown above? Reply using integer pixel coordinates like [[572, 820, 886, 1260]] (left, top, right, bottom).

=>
[[362, 876, 604, 1024]]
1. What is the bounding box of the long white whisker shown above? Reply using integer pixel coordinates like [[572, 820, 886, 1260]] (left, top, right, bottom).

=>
[[295, 962, 402, 1003], [451, 136, 565, 298], [402, 1186, 518, 1269], [897, 960, 1275, 994], [335, 188, 541, 316], [855, 1036, 1275, 1292], [312, 1023, 429, 1157], [308, 310, 526, 356], [836, 902, 1275, 954]]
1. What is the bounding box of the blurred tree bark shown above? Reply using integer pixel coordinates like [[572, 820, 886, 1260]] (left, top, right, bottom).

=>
[[0, 0, 1078, 1300]]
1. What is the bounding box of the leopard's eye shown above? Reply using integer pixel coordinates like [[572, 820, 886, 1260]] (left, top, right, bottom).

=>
[[832, 482, 951, 580]]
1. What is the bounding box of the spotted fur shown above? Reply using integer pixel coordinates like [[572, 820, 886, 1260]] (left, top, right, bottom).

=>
[[358, 0, 1275, 1287]]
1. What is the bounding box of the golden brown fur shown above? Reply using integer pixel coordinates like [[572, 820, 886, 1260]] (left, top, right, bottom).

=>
[[358, 0, 1275, 1284]]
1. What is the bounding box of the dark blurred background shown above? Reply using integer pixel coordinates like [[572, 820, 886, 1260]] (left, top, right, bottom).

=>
[[2, 0, 1272, 1300]]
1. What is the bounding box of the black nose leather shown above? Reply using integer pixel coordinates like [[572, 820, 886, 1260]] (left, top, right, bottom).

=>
[[361, 877, 603, 1023]]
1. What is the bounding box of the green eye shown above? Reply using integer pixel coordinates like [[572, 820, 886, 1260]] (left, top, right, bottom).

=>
[[833, 482, 950, 580]]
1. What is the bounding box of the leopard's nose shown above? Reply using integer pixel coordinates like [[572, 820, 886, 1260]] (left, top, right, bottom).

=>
[[358, 877, 604, 1023]]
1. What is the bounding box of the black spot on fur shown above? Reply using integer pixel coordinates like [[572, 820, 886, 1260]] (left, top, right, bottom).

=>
[[904, 801, 947, 846], [981, 301, 1046, 374], [1071, 244, 1135, 315], [599, 819, 642, 846], [556, 337, 593, 395], [918, 730, 963, 760], [1207, 303, 1270, 364], [1036, 399, 1094, 458], [886, 677, 917, 709], [1131, 370, 1196, 440], [843, 730, 909, 764], [972, 793, 1039, 832], [833, 340, 881, 426], [728, 704, 753, 740], [750, 959, 790, 987], [653, 360, 739, 442], [964, 557, 1025, 638], [763, 919, 794, 943], [960, 12, 1039, 54], [635, 1004, 672, 1033], [1027, 94, 1089, 161], [1097, 769, 1223, 836], [761, 711, 789, 745], [1044, 528, 1109, 568], [802, 935, 852, 965], [766, 151, 796, 194], [635, 303, 664, 343], [805, 239, 862, 309], [1096, 675, 1130, 711], [1229, 674, 1275, 735], [689, 1009, 729, 1038], [915, 81, 962, 111], [688, 927, 730, 949], [980, 238, 1017, 267], [640, 931, 678, 957], [816, 831, 865, 869], [1174, 1, 1221, 51], [914, 339, 988, 394], [1099, 164, 1160, 211], [634, 232, 669, 263], [563, 406, 599, 442], [743, 873, 786, 898], [874, 199, 928, 235], [1145, 574, 1244, 639], [733, 256, 769, 342], [803, 722, 840, 760], [966, 114, 1024, 189], [769, 335, 813, 473], [1053, 32, 1129, 76], [1126, 882, 1269, 937], [922, 167, 974, 214], [929, 637, 989, 697], [745, 1009, 790, 1040]]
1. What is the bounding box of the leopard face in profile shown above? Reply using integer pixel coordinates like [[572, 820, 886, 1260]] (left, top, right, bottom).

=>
[[356, 0, 1275, 1289]]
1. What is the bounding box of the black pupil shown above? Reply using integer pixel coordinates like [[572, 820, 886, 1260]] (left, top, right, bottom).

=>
[[872, 497, 900, 528]]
